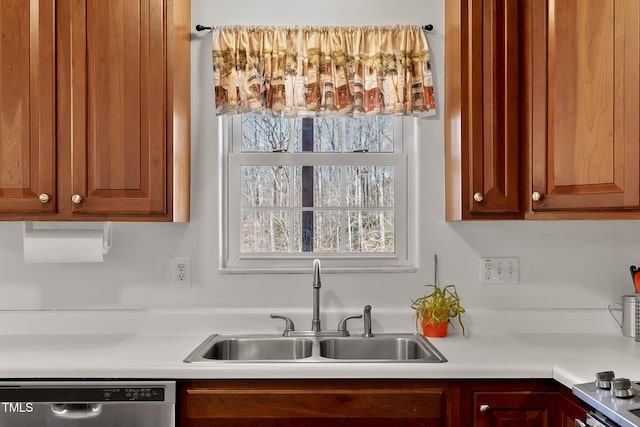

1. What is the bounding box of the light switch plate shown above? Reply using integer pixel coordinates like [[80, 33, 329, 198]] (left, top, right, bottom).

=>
[[480, 257, 519, 285]]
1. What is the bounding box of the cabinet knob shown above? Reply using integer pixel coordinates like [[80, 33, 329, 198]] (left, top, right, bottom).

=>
[[71, 194, 83, 204], [531, 191, 543, 202], [479, 404, 490, 414], [473, 192, 484, 202], [38, 193, 50, 204]]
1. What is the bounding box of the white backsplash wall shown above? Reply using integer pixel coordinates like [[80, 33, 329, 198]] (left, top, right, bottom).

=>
[[0, 0, 638, 314]]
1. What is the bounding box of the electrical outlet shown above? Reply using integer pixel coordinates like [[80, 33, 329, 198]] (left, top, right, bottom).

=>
[[480, 257, 519, 285], [171, 257, 191, 288]]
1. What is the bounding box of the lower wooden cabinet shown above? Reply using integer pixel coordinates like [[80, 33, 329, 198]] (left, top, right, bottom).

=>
[[179, 379, 457, 427], [557, 385, 590, 427], [460, 379, 592, 427], [461, 380, 557, 427], [179, 379, 587, 427]]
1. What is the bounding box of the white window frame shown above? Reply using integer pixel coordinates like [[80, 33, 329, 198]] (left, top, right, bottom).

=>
[[218, 115, 419, 274]]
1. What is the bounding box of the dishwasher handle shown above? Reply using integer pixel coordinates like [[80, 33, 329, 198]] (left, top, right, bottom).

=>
[[51, 403, 103, 419]]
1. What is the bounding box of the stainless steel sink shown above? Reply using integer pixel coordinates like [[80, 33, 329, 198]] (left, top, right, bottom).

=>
[[185, 335, 314, 361], [318, 335, 447, 362], [184, 333, 446, 363]]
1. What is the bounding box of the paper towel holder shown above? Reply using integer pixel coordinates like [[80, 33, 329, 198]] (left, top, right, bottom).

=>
[[23, 221, 113, 255]]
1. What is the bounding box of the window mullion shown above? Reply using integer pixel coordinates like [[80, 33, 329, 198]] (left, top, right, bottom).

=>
[[301, 118, 314, 252], [338, 120, 345, 253], [288, 165, 295, 253], [340, 165, 347, 253]]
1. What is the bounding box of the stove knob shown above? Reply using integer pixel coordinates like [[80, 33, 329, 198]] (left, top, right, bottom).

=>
[[612, 378, 634, 399], [596, 371, 615, 389]]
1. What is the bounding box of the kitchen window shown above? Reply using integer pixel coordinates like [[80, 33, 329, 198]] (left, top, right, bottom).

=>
[[219, 114, 418, 273]]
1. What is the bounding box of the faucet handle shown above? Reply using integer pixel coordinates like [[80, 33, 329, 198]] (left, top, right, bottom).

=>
[[337, 314, 363, 336], [270, 314, 296, 336]]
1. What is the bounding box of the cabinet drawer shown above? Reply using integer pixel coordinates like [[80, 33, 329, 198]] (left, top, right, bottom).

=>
[[180, 380, 446, 427], [186, 389, 442, 419]]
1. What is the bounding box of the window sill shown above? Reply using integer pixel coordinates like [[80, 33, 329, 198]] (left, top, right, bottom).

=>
[[219, 265, 418, 274]]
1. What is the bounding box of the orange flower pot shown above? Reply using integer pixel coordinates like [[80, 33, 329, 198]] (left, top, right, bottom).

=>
[[421, 318, 449, 338]]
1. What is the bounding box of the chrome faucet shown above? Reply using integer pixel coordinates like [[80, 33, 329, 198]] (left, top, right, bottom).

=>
[[271, 259, 364, 337], [362, 305, 374, 337], [311, 259, 322, 332]]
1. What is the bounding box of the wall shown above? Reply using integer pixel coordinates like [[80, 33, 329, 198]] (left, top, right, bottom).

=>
[[0, 0, 637, 319]]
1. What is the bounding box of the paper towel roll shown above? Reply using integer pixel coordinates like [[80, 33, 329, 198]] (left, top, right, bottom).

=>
[[23, 222, 112, 263]]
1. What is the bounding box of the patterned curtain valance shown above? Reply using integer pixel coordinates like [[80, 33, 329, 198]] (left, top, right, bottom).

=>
[[211, 25, 436, 117]]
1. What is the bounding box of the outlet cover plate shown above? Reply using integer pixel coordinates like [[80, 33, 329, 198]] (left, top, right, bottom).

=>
[[480, 257, 519, 285], [171, 257, 192, 288]]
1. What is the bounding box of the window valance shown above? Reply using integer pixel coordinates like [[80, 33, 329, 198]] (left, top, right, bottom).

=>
[[211, 25, 436, 117]]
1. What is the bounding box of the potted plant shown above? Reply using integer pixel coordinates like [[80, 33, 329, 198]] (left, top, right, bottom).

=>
[[411, 284, 465, 337]]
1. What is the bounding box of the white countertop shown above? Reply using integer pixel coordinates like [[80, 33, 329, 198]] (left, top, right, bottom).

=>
[[0, 308, 638, 388]]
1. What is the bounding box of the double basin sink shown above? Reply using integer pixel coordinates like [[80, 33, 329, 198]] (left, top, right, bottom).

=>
[[184, 333, 447, 363]]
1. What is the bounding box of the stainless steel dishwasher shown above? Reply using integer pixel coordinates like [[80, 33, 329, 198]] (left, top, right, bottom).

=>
[[0, 381, 175, 426]]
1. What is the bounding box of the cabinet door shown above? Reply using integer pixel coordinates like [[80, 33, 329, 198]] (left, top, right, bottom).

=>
[[557, 386, 589, 427], [62, 0, 168, 216], [180, 380, 448, 427], [0, 0, 56, 214], [473, 391, 554, 427], [529, 0, 640, 212], [468, 0, 522, 217], [445, 0, 523, 220]]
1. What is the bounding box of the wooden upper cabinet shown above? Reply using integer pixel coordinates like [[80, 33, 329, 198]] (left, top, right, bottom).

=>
[[70, 0, 166, 216], [447, 0, 640, 220], [528, 0, 640, 215], [0, 0, 56, 214], [56, 0, 190, 220], [445, 0, 524, 220], [0, 0, 190, 221]]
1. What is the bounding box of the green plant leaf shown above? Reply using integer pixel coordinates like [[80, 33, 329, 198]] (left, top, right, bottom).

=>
[[410, 284, 465, 336]]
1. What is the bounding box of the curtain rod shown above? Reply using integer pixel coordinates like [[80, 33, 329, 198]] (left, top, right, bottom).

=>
[[195, 24, 434, 32]]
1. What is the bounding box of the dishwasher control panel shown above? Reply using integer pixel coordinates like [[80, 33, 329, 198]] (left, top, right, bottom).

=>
[[0, 386, 165, 402], [102, 387, 165, 401]]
